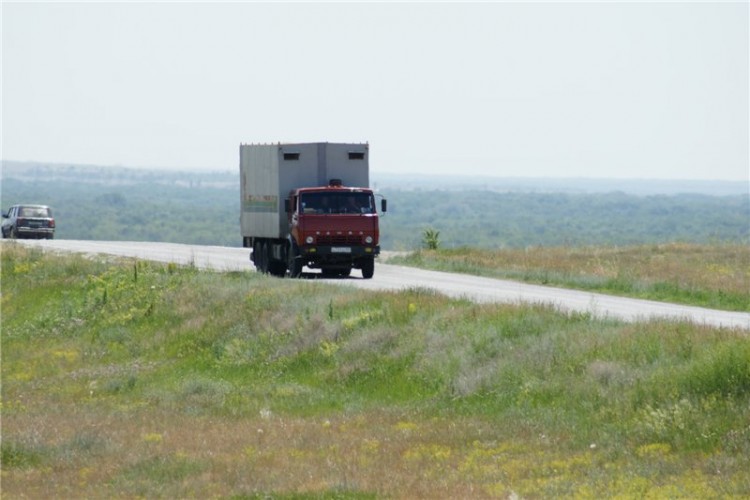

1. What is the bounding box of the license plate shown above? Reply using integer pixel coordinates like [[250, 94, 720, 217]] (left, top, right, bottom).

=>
[[331, 247, 351, 254]]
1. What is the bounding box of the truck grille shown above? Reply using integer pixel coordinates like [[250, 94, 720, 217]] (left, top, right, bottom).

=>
[[317, 234, 362, 245]]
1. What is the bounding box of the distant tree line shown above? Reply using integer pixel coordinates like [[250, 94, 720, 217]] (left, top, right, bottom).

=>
[[2, 172, 747, 250], [1, 178, 240, 247], [378, 189, 749, 250]]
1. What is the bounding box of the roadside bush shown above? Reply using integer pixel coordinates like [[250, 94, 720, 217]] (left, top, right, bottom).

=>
[[678, 342, 750, 398]]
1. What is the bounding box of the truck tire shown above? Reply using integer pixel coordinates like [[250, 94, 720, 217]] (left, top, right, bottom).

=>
[[287, 242, 303, 278], [321, 268, 337, 278], [252, 241, 261, 270], [258, 241, 269, 274], [361, 257, 375, 279], [269, 260, 287, 277]]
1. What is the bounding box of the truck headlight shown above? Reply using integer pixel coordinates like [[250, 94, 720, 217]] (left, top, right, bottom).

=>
[[365, 236, 373, 244], [305, 236, 314, 244]]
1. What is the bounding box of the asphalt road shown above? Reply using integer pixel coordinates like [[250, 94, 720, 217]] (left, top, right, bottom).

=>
[[8, 239, 750, 330]]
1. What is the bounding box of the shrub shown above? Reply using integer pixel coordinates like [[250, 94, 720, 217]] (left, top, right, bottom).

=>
[[422, 227, 441, 250], [679, 342, 750, 398]]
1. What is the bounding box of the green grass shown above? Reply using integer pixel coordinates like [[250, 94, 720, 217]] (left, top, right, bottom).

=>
[[2, 242, 749, 498], [387, 243, 750, 312]]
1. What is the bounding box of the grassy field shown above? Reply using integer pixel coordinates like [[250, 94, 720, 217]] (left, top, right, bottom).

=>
[[2, 243, 749, 498], [388, 243, 750, 312]]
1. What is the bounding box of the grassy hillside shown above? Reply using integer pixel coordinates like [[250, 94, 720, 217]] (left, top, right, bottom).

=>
[[2, 243, 749, 498], [388, 243, 750, 312]]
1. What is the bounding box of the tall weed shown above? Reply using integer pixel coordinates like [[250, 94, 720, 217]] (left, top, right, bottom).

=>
[[678, 341, 750, 398]]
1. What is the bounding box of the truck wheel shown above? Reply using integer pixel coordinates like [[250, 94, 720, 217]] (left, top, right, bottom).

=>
[[321, 268, 338, 278], [361, 257, 375, 279], [269, 260, 287, 277], [288, 243, 303, 278], [258, 241, 269, 274], [252, 241, 261, 270]]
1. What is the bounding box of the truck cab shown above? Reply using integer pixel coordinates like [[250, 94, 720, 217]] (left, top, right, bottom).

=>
[[287, 180, 384, 278]]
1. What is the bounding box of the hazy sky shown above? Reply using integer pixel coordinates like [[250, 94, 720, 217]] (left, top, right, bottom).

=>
[[2, 2, 748, 180]]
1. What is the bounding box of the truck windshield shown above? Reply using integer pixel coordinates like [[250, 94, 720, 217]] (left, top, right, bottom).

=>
[[300, 192, 375, 214]]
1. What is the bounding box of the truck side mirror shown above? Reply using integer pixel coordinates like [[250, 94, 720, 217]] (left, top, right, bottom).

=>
[[285, 198, 292, 213], [381, 199, 387, 213]]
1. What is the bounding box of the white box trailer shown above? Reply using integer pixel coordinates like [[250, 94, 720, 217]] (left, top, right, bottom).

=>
[[240, 142, 370, 240], [239, 142, 383, 279]]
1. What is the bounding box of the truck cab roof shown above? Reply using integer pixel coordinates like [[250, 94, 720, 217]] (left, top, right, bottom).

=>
[[293, 185, 372, 195], [294, 179, 372, 195]]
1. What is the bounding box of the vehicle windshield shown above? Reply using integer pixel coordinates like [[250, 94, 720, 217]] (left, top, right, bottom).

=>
[[300, 192, 375, 214], [19, 207, 51, 217]]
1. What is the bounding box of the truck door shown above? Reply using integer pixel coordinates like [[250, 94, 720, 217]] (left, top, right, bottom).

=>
[[289, 194, 300, 243]]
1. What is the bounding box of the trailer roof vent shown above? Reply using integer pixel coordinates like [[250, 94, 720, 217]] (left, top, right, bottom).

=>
[[283, 152, 300, 161], [348, 151, 365, 160], [329, 178, 343, 187]]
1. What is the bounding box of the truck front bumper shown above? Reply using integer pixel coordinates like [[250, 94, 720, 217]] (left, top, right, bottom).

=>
[[301, 245, 379, 263]]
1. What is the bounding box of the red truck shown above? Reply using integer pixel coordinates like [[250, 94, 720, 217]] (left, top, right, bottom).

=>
[[240, 142, 386, 279]]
